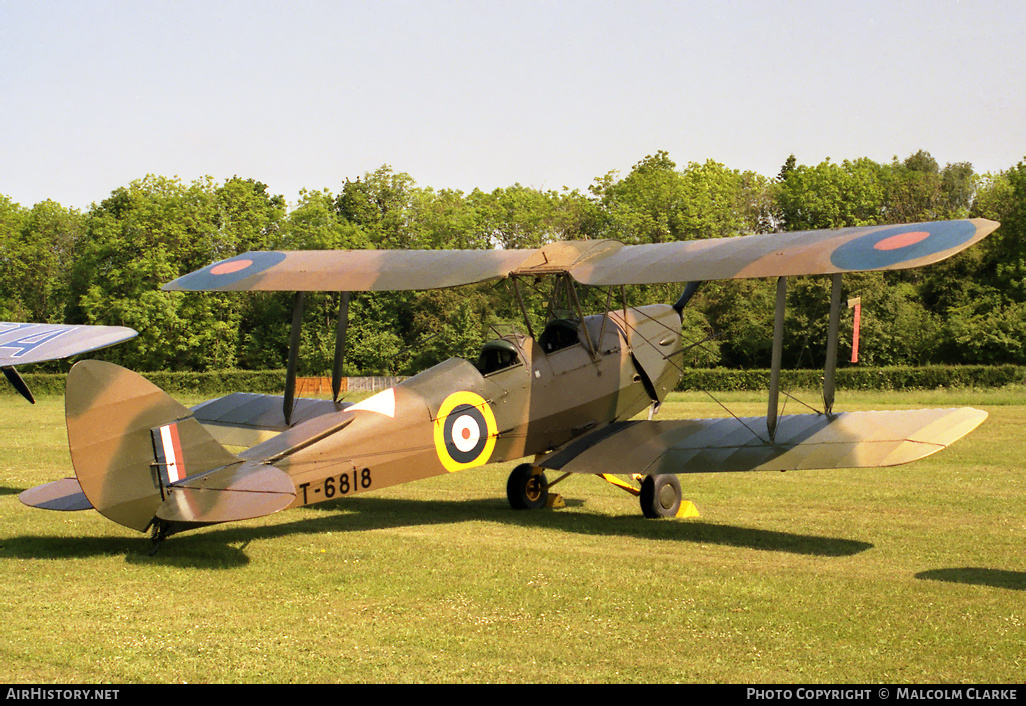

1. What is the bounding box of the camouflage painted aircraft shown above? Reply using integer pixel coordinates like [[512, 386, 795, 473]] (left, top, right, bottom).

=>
[[0, 322, 137, 403], [20, 218, 999, 550]]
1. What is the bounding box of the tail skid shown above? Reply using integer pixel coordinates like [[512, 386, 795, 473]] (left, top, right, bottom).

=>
[[22, 360, 295, 538]]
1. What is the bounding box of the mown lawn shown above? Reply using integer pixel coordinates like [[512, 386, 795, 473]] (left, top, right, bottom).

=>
[[0, 388, 1022, 683]]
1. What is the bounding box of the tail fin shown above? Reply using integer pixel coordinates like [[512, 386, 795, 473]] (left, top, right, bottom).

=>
[[65, 360, 295, 533]]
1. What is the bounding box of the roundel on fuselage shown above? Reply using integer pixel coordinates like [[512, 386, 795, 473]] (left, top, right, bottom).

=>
[[433, 391, 498, 472]]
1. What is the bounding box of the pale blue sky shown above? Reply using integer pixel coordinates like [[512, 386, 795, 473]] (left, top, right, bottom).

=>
[[2, 0, 1023, 210]]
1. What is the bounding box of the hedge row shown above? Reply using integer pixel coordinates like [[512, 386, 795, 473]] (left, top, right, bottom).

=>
[[7, 370, 288, 399], [7, 365, 1026, 399], [675, 365, 1026, 392]]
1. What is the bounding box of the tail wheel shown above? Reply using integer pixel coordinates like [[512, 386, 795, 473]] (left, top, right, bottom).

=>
[[147, 519, 173, 556], [507, 464, 549, 510], [640, 474, 682, 518]]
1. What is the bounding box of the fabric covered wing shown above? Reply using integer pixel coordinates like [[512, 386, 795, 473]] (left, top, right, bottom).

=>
[[161, 219, 998, 293], [162, 248, 537, 292], [538, 408, 988, 475], [0, 322, 137, 366], [569, 219, 1000, 285], [19, 477, 93, 512]]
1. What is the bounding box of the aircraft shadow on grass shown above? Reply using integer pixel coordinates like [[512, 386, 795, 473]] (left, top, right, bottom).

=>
[[1, 494, 873, 568], [915, 567, 1026, 591]]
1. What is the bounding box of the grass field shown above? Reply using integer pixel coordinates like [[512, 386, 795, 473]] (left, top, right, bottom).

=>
[[0, 387, 1022, 683]]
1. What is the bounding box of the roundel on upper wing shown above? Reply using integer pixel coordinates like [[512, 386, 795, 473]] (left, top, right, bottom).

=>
[[829, 221, 977, 272], [433, 391, 498, 473], [185, 251, 288, 289]]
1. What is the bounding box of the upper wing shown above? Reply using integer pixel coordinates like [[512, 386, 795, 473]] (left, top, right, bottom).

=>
[[536, 408, 988, 476], [570, 218, 1000, 285], [162, 219, 999, 292], [0, 322, 138, 367], [162, 248, 539, 292]]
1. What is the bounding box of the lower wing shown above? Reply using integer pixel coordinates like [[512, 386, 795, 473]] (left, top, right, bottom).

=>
[[538, 408, 987, 475]]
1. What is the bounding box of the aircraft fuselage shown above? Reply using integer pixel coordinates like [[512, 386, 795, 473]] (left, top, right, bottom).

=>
[[248, 304, 685, 508]]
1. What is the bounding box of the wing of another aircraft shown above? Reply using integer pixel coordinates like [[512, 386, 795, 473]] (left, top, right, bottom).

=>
[[0, 322, 137, 367], [162, 219, 1000, 293], [537, 407, 988, 476], [1, 322, 138, 403]]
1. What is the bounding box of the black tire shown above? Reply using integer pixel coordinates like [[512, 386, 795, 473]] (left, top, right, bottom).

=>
[[640, 474, 682, 518], [507, 464, 548, 510]]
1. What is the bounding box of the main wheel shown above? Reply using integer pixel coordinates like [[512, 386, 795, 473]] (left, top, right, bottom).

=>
[[640, 474, 682, 518], [507, 464, 549, 510]]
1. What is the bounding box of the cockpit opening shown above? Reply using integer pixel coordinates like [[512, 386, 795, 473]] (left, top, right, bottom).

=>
[[538, 318, 580, 354], [476, 339, 521, 375]]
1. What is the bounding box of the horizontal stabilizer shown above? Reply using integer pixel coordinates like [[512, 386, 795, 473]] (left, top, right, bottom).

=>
[[191, 392, 349, 447], [19, 477, 93, 512], [539, 408, 988, 475], [156, 460, 295, 524]]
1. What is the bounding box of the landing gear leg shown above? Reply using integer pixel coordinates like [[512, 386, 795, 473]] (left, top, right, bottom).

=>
[[507, 464, 549, 510], [640, 474, 682, 518]]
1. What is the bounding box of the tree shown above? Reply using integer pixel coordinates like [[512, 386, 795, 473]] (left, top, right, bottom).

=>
[[775, 157, 886, 230], [938, 161, 976, 218], [845, 275, 944, 366], [72, 175, 287, 371], [882, 151, 943, 223], [591, 151, 774, 244], [12, 200, 85, 323], [0, 195, 30, 320], [335, 166, 421, 249], [942, 292, 1026, 364], [279, 188, 368, 251], [410, 187, 488, 250], [467, 184, 570, 250]]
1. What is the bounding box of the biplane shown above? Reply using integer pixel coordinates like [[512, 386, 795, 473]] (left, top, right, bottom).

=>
[[0, 322, 137, 403], [20, 218, 999, 551]]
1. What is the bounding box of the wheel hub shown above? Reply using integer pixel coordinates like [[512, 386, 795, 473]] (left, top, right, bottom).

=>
[[525, 476, 544, 502], [658, 484, 677, 510]]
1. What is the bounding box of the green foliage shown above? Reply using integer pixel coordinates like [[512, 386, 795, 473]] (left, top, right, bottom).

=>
[[335, 165, 422, 249], [2, 391, 1023, 683], [590, 151, 773, 243], [3, 151, 1026, 374], [849, 276, 944, 366], [67, 175, 289, 370], [775, 157, 887, 230], [943, 294, 1026, 364], [674, 364, 1026, 392], [775, 151, 984, 231], [700, 279, 777, 368]]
